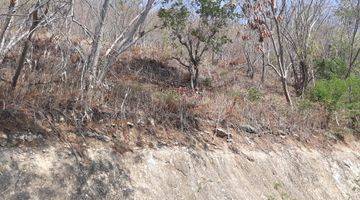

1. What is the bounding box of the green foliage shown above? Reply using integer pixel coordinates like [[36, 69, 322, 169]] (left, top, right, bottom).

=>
[[159, 0, 238, 88], [310, 78, 344, 111], [310, 76, 360, 115], [247, 87, 262, 102], [203, 77, 213, 87], [158, 2, 190, 30], [315, 58, 347, 80], [158, 0, 238, 56]]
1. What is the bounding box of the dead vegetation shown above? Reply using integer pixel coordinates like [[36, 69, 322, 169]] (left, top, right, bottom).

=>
[[0, 39, 346, 151], [0, 0, 358, 152]]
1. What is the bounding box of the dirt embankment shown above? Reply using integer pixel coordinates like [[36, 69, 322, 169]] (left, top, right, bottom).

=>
[[0, 105, 359, 200], [0, 140, 359, 200]]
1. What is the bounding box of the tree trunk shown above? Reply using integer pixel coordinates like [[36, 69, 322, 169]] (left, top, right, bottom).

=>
[[345, 0, 360, 78], [11, 40, 30, 88], [293, 60, 309, 96], [248, 67, 254, 79], [261, 53, 266, 83], [261, 65, 266, 83], [244, 50, 255, 79], [0, 0, 18, 63], [194, 65, 199, 89], [281, 77, 293, 107], [188, 65, 195, 90], [187, 64, 200, 90], [299, 60, 309, 95], [86, 0, 111, 83], [98, 0, 155, 83], [11, 5, 39, 89], [246, 60, 255, 79]]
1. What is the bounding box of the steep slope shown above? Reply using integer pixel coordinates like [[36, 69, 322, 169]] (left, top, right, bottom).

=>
[[0, 141, 359, 200]]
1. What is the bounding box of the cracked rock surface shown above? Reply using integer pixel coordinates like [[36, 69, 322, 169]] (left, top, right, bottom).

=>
[[0, 142, 359, 200]]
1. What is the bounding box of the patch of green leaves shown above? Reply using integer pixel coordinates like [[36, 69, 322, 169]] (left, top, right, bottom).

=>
[[203, 77, 213, 87], [315, 58, 347, 80], [158, 0, 238, 54], [309, 76, 359, 131], [310, 76, 359, 113], [247, 87, 262, 102]]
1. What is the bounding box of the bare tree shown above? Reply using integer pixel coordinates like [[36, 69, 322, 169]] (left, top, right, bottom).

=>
[[242, 0, 329, 105], [337, 0, 360, 77], [0, 0, 60, 64], [99, 0, 156, 82], [8, 0, 70, 88], [241, 36, 262, 79], [284, 0, 329, 95], [83, 0, 111, 92], [65, 0, 155, 104], [243, 0, 293, 105], [0, 0, 18, 62], [12, 2, 44, 88]]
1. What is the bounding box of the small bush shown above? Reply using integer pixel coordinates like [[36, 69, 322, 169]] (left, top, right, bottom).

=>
[[203, 77, 213, 87], [315, 58, 347, 80], [310, 77, 347, 111], [247, 87, 262, 102], [310, 76, 359, 111], [310, 76, 360, 130], [346, 77, 360, 131]]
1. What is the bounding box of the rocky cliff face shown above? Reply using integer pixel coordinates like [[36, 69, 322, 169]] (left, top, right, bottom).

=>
[[0, 141, 359, 200]]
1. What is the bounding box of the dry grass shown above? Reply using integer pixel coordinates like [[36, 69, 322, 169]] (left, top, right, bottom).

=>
[[0, 32, 357, 150]]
